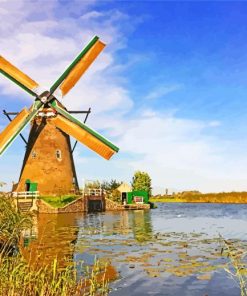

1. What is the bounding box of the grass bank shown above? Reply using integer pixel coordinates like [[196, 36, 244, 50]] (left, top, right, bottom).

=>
[[40, 195, 78, 208], [0, 196, 109, 295], [150, 198, 185, 203]]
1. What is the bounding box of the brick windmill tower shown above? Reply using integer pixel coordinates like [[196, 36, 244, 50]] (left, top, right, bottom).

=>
[[0, 36, 119, 196]]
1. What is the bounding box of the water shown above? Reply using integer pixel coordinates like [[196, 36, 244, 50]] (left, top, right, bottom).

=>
[[26, 203, 247, 295]]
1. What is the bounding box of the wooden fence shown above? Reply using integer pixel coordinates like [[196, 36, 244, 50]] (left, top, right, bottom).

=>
[[12, 191, 39, 199]]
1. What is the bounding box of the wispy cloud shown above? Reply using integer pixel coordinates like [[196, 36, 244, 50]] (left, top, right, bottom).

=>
[[145, 84, 182, 100], [0, 0, 133, 116]]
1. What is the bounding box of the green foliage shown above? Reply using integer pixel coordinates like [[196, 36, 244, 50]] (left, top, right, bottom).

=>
[[0, 196, 32, 254], [102, 180, 123, 204], [107, 189, 121, 203], [101, 179, 122, 191], [85, 180, 101, 189], [132, 171, 152, 195], [40, 196, 77, 208]]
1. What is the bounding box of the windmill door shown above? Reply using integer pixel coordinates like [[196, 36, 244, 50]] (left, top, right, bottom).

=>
[[25, 179, 31, 191]]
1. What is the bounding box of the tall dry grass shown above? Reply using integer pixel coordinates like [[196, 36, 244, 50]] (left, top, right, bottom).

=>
[[221, 237, 247, 296]]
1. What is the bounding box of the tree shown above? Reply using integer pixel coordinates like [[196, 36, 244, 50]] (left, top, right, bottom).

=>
[[131, 171, 152, 195], [101, 179, 122, 191], [85, 180, 101, 189], [108, 189, 121, 203], [101, 179, 123, 203]]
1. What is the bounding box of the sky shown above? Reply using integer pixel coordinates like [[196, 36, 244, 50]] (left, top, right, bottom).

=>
[[1, 0, 247, 194]]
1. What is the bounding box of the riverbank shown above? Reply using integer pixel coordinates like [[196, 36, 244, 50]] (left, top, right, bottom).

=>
[[150, 191, 247, 203], [150, 198, 247, 203]]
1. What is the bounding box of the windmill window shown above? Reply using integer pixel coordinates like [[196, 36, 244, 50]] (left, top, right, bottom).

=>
[[31, 151, 37, 159], [56, 150, 62, 160]]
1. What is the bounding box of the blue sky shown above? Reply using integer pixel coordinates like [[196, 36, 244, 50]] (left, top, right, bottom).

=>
[[1, 1, 247, 193]]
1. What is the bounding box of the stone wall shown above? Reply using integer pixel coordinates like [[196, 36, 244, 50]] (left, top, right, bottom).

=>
[[37, 197, 150, 213], [105, 198, 124, 211], [105, 198, 150, 211]]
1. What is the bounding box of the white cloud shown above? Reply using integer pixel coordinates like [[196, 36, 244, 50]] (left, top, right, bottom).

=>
[[114, 111, 247, 193], [0, 0, 133, 112], [145, 84, 182, 100], [208, 120, 221, 127]]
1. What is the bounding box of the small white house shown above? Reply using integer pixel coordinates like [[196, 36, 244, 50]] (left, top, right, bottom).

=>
[[117, 182, 132, 204]]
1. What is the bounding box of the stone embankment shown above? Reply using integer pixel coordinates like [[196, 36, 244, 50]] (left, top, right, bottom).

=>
[[37, 197, 150, 213], [105, 198, 150, 211]]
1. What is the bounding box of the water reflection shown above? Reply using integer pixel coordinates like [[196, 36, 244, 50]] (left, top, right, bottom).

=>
[[22, 204, 247, 295], [130, 210, 153, 242], [22, 213, 79, 266]]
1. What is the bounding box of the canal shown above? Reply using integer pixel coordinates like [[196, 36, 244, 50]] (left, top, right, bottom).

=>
[[26, 203, 247, 295]]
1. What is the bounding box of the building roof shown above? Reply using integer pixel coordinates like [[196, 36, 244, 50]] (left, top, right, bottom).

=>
[[117, 182, 132, 193]]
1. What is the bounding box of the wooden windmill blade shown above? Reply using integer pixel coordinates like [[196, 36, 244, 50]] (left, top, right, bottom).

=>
[[0, 56, 39, 96], [50, 36, 105, 96], [51, 114, 118, 160], [50, 103, 119, 160], [0, 102, 42, 155]]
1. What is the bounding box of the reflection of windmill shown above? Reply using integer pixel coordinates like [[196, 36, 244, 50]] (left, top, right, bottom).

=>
[[0, 36, 119, 196]]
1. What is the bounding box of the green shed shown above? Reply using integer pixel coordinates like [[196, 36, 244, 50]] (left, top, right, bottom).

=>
[[126, 190, 149, 205]]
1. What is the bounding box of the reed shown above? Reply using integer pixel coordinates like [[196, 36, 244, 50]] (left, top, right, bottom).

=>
[[220, 238, 247, 296], [0, 255, 109, 296]]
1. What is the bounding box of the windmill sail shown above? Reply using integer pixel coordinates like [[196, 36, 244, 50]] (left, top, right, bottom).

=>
[[50, 36, 105, 96], [0, 56, 39, 96], [0, 108, 30, 155], [0, 101, 42, 155], [51, 114, 118, 160]]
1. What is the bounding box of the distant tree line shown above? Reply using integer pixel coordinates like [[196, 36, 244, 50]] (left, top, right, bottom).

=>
[[152, 191, 247, 203]]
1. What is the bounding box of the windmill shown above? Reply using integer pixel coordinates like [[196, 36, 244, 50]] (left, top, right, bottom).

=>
[[0, 36, 119, 196]]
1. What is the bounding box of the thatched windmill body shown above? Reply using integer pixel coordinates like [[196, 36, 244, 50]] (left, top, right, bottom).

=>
[[0, 36, 119, 196]]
